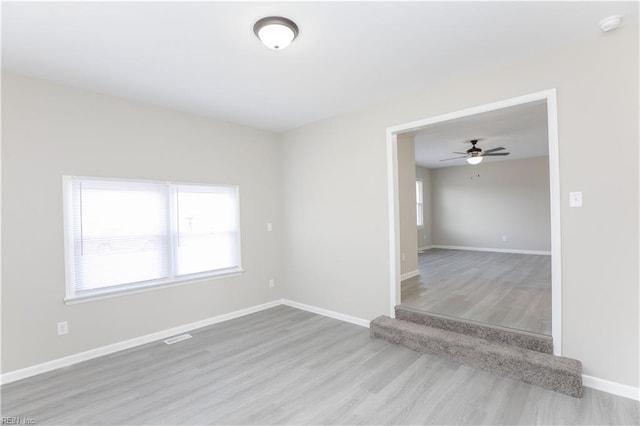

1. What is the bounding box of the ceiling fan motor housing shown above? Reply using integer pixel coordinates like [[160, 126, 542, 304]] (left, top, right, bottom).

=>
[[467, 140, 482, 155], [468, 148, 482, 155]]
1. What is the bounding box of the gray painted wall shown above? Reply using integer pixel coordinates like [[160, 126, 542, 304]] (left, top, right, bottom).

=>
[[1, 73, 282, 373], [2, 26, 638, 390], [431, 156, 551, 251], [280, 28, 639, 387], [397, 135, 418, 275]]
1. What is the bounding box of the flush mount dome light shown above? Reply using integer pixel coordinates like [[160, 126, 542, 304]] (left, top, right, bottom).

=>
[[254, 16, 299, 50]]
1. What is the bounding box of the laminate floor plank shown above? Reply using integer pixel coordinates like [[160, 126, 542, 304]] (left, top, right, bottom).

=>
[[402, 249, 552, 334], [2, 306, 637, 425]]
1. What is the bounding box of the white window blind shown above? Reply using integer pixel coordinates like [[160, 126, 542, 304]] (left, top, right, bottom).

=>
[[175, 184, 239, 276], [416, 179, 424, 228], [64, 177, 241, 301]]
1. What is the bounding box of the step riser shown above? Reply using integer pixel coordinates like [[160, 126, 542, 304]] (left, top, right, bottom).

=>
[[371, 317, 582, 398], [395, 306, 553, 354]]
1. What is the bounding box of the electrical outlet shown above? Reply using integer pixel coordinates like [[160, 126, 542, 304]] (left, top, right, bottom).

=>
[[502, 235, 507, 242], [269, 279, 275, 288], [57, 321, 69, 335], [401, 252, 406, 261], [267, 223, 273, 232]]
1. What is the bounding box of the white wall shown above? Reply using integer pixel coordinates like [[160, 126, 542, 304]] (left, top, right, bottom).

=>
[[280, 27, 639, 387], [431, 156, 551, 251], [416, 166, 432, 249], [1, 73, 282, 373], [397, 134, 418, 275]]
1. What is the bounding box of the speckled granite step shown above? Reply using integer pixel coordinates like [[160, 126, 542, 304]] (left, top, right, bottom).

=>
[[395, 305, 553, 354], [370, 315, 583, 398]]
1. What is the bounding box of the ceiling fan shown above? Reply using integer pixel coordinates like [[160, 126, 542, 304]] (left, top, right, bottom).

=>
[[440, 139, 510, 165]]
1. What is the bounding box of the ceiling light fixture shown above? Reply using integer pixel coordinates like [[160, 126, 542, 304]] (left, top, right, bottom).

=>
[[254, 16, 299, 50], [599, 15, 623, 32], [467, 156, 483, 165]]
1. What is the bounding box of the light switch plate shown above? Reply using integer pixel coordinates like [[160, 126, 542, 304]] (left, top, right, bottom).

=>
[[569, 192, 582, 207]]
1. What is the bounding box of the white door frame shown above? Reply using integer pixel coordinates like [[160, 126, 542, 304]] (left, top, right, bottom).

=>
[[385, 89, 562, 355]]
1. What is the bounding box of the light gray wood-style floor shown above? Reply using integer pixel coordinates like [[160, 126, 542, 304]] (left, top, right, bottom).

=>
[[2, 306, 637, 425], [402, 249, 551, 335]]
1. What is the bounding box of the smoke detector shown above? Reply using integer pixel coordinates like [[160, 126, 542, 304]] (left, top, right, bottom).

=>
[[599, 16, 623, 32]]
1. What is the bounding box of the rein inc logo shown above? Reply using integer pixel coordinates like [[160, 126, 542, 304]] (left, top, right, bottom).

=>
[[1, 418, 35, 425]]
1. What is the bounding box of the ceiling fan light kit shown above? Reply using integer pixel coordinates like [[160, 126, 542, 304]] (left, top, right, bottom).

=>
[[467, 156, 483, 165]]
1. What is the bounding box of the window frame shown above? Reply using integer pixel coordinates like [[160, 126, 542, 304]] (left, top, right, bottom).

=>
[[62, 176, 243, 304], [416, 178, 424, 229]]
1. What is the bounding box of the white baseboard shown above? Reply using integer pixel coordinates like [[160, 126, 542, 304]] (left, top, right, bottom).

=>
[[3, 298, 635, 403], [0, 299, 369, 385], [418, 245, 433, 252], [281, 299, 370, 328], [432, 245, 551, 256], [582, 374, 640, 401], [0, 300, 282, 385], [400, 270, 419, 281]]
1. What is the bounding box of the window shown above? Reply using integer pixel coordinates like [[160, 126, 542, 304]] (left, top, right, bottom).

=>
[[416, 179, 424, 228], [63, 176, 241, 301]]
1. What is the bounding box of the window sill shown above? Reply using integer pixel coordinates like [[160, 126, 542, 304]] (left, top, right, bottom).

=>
[[64, 268, 245, 305]]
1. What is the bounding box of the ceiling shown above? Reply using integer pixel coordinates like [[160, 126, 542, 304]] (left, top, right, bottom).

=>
[[412, 100, 548, 169], [2, 2, 638, 132]]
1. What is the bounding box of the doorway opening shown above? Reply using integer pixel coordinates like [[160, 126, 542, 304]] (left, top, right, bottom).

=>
[[386, 90, 562, 355]]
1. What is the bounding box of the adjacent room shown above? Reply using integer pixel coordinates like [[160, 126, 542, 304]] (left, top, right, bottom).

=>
[[1, 2, 639, 425], [397, 100, 553, 335]]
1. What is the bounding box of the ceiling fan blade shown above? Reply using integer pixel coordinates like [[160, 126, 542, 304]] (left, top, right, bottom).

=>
[[483, 147, 506, 153], [440, 156, 467, 161], [483, 152, 510, 156], [452, 152, 467, 155]]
